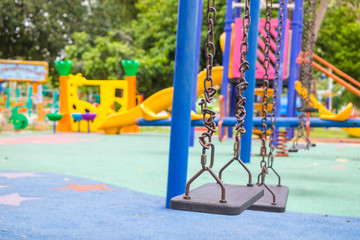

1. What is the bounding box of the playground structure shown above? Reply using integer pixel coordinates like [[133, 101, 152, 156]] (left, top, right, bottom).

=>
[[163, 0, 360, 213], [42, 1, 358, 139], [55, 59, 141, 133], [0, 1, 360, 238], [0, 59, 49, 130], [99, 66, 224, 133]]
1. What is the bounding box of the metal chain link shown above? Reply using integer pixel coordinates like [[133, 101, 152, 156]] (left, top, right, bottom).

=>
[[184, 0, 227, 204], [268, 0, 285, 166], [200, 0, 217, 168], [218, 0, 253, 187], [259, 0, 273, 183], [294, 0, 317, 145], [234, 0, 250, 155]]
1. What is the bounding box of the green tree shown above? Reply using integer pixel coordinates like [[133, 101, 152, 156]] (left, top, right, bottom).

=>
[[316, 5, 360, 107], [65, 0, 227, 97], [83, 0, 138, 36], [130, 0, 227, 96], [65, 31, 135, 80], [0, 0, 88, 84]]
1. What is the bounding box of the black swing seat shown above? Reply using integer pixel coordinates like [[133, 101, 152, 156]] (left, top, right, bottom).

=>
[[296, 107, 319, 113], [170, 183, 264, 215], [288, 148, 298, 152], [248, 184, 289, 213], [288, 143, 310, 152]]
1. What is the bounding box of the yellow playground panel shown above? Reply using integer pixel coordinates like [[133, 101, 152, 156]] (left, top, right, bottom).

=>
[[55, 59, 140, 133], [65, 73, 131, 132]]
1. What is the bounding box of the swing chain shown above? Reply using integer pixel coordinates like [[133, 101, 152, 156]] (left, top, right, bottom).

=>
[[199, 0, 217, 157], [296, 0, 317, 142], [233, 0, 250, 157], [184, 0, 219, 198], [259, 0, 273, 178], [268, 0, 285, 166]]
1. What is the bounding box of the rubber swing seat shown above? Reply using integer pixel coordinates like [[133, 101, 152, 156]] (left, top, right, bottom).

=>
[[248, 184, 289, 212], [170, 183, 264, 215], [289, 143, 310, 152]]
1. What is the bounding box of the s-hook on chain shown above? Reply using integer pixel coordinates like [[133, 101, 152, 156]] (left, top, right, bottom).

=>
[[183, 0, 227, 203], [267, 0, 286, 186], [218, 0, 253, 187]]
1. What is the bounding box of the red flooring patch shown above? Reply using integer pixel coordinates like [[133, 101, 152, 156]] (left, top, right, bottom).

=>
[[331, 165, 345, 169], [53, 183, 115, 192], [0, 134, 99, 145]]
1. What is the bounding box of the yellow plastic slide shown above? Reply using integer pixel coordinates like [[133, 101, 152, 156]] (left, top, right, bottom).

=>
[[295, 81, 353, 120], [343, 128, 360, 137], [99, 66, 224, 134], [295, 81, 360, 137]]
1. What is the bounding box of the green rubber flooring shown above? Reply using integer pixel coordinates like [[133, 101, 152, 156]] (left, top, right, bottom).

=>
[[0, 131, 359, 217]]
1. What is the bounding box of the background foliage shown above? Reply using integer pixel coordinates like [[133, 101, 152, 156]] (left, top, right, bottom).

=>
[[0, 0, 359, 105]]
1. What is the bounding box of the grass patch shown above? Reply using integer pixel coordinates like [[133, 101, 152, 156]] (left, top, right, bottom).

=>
[[309, 128, 351, 138]]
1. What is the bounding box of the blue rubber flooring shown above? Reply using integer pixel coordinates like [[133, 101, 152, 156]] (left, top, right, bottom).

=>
[[0, 170, 359, 240]]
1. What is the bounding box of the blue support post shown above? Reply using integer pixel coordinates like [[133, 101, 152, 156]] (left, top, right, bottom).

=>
[[240, 0, 261, 163], [189, 0, 204, 147], [273, 0, 289, 146], [286, 0, 303, 138], [228, 0, 242, 139], [27, 86, 33, 117], [38, 84, 43, 104], [138, 117, 360, 128], [228, 84, 236, 138], [166, 0, 199, 208], [235, 0, 242, 18], [220, 0, 234, 139], [275, 0, 289, 118]]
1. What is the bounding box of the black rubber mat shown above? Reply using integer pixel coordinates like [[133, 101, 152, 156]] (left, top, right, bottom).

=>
[[170, 183, 264, 215], [248, 184, 289, 212]]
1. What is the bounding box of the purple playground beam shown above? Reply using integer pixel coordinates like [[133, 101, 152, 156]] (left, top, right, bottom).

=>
[[275, 0, 289, 118], [286, 0, 304, 138], [220, 0, 234, 139], [228, 0, 242, 139], [137, 117, 360, 128]]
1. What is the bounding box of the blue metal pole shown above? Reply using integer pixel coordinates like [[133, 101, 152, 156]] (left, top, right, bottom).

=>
[[240, 0, 261, 163], [286, 0, 303, 138], [275, 0, 289, 118], [220, 0, 234, 139], [235, 0, 242, 18], [228, 84, 236, 138], [228, 0, 242, 139], [166, 0, 199, 208], [38, 84, 43, 104], [189, 0, 204, 147], [138, 117, 360, 128]]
